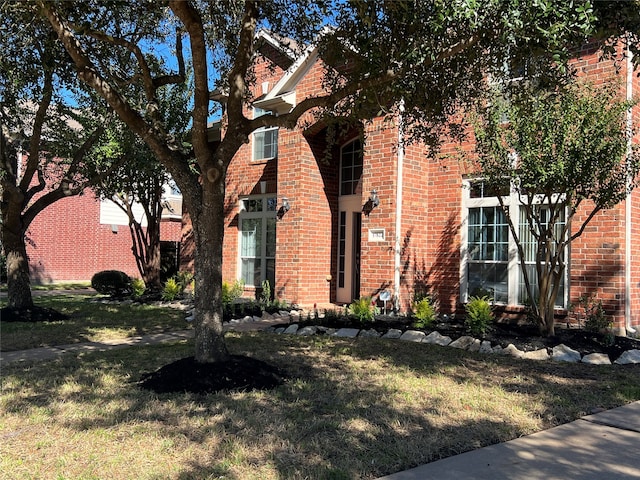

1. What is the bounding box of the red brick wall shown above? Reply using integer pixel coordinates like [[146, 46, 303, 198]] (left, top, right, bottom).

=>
[[26, 190, 182, 283]]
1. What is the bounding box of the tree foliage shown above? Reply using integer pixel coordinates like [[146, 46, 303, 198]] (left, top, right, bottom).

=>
[[473, 80, 639, 336], [0, 2, 119, 308]]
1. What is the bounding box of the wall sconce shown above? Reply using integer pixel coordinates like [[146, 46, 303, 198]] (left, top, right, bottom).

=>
[[277, 197, 290, 220], [362, 189, 380, 216]]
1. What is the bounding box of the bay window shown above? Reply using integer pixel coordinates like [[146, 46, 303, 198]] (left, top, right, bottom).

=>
[[461, 180, 567, 307]]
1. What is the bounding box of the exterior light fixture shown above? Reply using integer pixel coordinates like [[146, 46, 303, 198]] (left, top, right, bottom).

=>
[[277, 197, 290, 220], [362, 189, 380, 216]]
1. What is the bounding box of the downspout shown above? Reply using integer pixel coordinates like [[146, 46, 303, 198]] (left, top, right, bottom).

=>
[[394, 100, 405, 313], [625, 37, 636, 334]]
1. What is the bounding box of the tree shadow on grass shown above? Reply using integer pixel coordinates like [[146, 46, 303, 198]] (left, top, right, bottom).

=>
[[2, 333, 640, 479]]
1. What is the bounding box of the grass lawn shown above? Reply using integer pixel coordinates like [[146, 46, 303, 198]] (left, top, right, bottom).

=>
[[2, 331, 640, 479], [0, 295, 190, 351]]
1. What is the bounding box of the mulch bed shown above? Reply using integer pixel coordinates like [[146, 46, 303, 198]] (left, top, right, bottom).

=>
[[138, 355, 287, 394], [1, 306, 70, 322]]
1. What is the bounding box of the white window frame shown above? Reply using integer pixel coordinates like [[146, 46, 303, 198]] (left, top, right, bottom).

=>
[[252, 107, 278, 162], [460, 179, 568, 307], [238, 195, 277, 287]]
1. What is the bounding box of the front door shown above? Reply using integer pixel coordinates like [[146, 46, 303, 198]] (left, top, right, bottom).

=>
[[336, 196, 362, 304]]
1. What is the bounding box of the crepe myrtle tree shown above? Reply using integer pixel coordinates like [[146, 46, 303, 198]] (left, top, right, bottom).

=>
[[473, 80, 640, 336], [32, 0, 640, 363], [91, 79, 191, 293]]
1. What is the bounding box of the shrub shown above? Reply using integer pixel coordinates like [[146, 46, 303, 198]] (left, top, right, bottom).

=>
[[222, 279, 244, 305], [465, 295, 494, 336], [348, 296, 377, 323], [131, 278, 146, 297], [91, 270, 133, 297], [412, 296, 436, 328], [174, 271, 194, 292], [162, 277, 182, 301], [577, 296, 612, 334]]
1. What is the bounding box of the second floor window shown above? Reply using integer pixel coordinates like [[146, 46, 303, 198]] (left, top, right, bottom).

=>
[[253, 108, 278, 161]]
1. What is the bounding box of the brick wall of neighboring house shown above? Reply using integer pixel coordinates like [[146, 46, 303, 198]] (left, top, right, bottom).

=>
[[26, 190, 182, 283]]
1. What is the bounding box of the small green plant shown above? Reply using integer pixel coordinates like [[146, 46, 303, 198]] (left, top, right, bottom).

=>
[[260, 279, 272, 306], [174, 271, 194, 292], [576, 295, 613, 336], [348, 296, 378, 323], [162, 277, 182, 301], [131, 278, 146, 297], [465, 295, 494, 336], [412, 296, 436, 328], [222, 279, 245, 305]]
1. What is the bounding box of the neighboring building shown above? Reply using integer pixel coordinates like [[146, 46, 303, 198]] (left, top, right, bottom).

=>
[[26, 189, 182, 283], [179, 33, 640, 335]]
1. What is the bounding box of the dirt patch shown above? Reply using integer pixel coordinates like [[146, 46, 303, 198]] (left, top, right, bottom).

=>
[[138, 355, 288, 394]]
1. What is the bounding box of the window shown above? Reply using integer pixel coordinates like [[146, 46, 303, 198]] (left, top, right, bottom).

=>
[[253, 108, 278, 161], [340, 139, 363, 196], [462, 180, 567, 307], [239, 196, 277, 287]]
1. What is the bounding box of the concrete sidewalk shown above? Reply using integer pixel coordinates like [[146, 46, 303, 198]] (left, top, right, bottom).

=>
[[377, 401, 640, 479], [0, 318, 284, 365]]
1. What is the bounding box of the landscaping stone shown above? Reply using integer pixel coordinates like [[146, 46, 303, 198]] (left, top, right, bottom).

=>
[[479, 340, 493, 354], [552, 344, 581, 363], [242, 315, 254, 323], [316, 326, 336, 335], [491, 345, 504, 354], [582, 353, 612, 365], [423, 331, 452, 346], [333, 328, 360, 338], [275, 327, 286, 334], [523, 348, 550, 361], [614, 349, 640, 364], [252, 315, 262, 322], [503, 343, 525, 358], [359, 328, 382, 338], [283, 324, 299, 335], [297, 326, 317, 336], [449, 335, 477, 350], [399, 330, 426, 343], [382, 328, 403, 339]]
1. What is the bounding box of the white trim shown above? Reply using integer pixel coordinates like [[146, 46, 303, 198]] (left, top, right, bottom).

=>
[[625, 38, 636, 333], [394, 100, 405, 312]]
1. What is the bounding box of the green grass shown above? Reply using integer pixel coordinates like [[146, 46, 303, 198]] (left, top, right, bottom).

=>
[[1, 295, 189, 351], [1, 332, 640, 479]]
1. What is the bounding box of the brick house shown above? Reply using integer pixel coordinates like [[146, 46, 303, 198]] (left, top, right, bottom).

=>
[[25, 189, 182, 284], [181, 32, 640, 335]]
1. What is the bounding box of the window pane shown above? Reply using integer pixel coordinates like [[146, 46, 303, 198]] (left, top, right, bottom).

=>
[[266, 218, 276, 258], [468, 263, 508, 303], [241, 258, 261, 286], [241, 219, 262, 256], [266, 197, 277, 211], [340, 139, 363, 196]]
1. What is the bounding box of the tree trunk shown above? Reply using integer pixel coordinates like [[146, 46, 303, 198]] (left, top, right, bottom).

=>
[[2, 212, 33, 309], [142, 237, 162, 291], [191, 177, 229, 363]]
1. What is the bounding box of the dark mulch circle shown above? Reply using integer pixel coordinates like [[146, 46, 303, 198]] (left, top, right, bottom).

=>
[[0, 306, 70, 322], [138, 355, 288, 394]]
